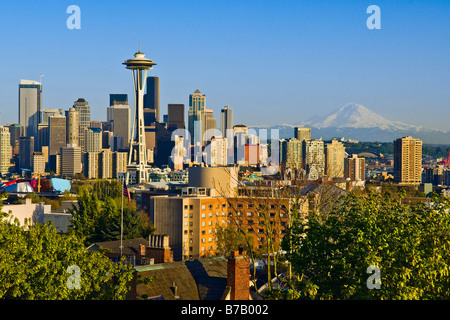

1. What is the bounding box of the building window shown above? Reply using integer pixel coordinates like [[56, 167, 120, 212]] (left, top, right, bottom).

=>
[[201, 213, 206, 218], [247, 212, 252, 217], [202, 205, 206, 210], [209, 204, 213, 210]]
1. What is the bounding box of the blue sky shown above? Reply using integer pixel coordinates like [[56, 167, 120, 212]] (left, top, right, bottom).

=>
[[1, 0, 450, 130]]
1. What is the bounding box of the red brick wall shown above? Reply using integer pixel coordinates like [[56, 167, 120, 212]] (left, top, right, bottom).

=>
[[227, 251, 250, 300]]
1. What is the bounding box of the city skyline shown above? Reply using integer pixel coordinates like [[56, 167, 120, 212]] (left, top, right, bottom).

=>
[[1, 1, 450, 132]]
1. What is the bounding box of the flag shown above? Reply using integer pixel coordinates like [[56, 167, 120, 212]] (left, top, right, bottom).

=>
[[122, 180, 131, 203]]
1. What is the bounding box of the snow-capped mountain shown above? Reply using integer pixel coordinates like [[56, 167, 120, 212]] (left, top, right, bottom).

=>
[[299, 103, 416, 131], [249, 103, 450, 144]]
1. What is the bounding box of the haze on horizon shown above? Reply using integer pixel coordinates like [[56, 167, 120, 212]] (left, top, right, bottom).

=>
[[0, 0, 449, 132]]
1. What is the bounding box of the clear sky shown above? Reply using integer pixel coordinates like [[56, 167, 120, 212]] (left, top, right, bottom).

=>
[[1, 0, 450, 130]]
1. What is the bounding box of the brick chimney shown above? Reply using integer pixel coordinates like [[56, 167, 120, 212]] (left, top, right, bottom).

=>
[[146, 234, 173, 263], [227, 250, 250, 300]]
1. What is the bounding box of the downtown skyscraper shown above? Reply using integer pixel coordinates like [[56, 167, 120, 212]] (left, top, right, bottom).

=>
[[220, 106, 233, 138], [73, 98, 90, 152], [188, 89, 206, 146], [143, 76, 160, 124], [18, 80, 42, 143]]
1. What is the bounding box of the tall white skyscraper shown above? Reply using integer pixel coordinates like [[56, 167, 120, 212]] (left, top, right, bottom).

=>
[[209, 136, 228, 166], [19, 80, 42, 140]]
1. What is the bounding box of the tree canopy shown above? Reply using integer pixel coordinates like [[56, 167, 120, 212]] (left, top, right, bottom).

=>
[[68, 185, 154, 246], [0, 206, 134, 299], [280, 191, 450, 300]]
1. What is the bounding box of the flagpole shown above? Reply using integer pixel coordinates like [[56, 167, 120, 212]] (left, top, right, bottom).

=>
[[120, 175, 124, 258]]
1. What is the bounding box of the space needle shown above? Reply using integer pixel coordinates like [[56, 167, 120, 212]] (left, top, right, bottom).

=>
[[123, 44, 156, 184]]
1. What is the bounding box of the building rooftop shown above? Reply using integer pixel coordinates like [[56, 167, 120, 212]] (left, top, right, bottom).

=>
[[134, 257, 228, 300]]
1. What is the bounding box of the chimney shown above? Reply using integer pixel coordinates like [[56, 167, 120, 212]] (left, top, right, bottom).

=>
[[227, 250, 250, 300], [147, 234, 173, 263], [140, 244, 146, 257], [170, 282, 180, 299]]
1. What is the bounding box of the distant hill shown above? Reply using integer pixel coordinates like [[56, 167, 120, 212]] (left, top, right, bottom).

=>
[[250, 103, 450, 144]]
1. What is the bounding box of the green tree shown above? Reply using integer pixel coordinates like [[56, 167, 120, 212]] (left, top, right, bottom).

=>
[[68, 185, 101, 244], [280, 192, 450, 300], [69, 187, 155, 245], [0, 207, 134, 299]]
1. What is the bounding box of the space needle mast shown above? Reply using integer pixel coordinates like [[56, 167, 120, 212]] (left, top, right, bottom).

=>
[[123, 43, 156, 184]]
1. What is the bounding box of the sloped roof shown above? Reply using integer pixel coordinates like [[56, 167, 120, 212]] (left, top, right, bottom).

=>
[[88, 238, 148, 256], [134, 257, 228, 300]]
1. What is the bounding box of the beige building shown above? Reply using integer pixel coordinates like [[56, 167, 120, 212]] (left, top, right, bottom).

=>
[[82, 152, 99, 179], [112, 151, 127, 178], [303, 138, 325, 180], [99, 150, 113, 179], [66, 107, 79, 147], [60, 145, 82, 177], [84, 127, 102, 153], [188, 166, 238, 197], [325, 139, 345, 179], [344, 154, 365, 181], [32, 152, 46, 174], [294, 127, 311, 141], [394, 136, 422, 185], [285, 138, 303, 170], [204, 109, 217, 142], [0, 126, 11, 174], [147, 187, 296, 262]]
